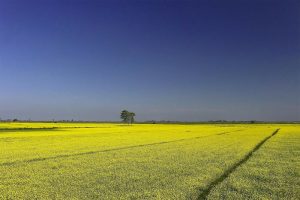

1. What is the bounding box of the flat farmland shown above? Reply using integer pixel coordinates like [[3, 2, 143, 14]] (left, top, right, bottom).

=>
[[0, 123, 299, 199]]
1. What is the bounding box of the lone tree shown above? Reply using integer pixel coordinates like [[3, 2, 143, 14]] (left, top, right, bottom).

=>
[[120, 110, 135, 124], [120, 110, 128, 123], [128, 112, 135, 124]]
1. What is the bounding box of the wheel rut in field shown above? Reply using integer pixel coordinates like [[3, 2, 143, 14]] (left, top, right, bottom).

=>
[[0, 129, 243, 167], [196, 128, 280, 200]]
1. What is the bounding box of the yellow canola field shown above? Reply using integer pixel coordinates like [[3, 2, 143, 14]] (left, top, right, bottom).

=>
[[0, 123, 299, 199]]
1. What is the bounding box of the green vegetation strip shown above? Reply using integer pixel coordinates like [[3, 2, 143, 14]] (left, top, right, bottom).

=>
[[0, 129, 243, 167], [197, 128, 280, 200]]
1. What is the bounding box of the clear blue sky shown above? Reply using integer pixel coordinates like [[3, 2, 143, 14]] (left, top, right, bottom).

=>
[[0, 0, 299, 121]]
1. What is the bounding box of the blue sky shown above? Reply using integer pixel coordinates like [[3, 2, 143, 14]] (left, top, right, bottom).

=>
[[0, 0, 299, 121]]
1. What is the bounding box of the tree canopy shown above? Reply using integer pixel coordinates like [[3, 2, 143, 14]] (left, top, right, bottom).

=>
[[120, 110, 135, 124]]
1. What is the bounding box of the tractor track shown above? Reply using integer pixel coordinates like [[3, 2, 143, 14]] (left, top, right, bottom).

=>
[[196, 128, 280, 200], [0, 129, 243, 167]]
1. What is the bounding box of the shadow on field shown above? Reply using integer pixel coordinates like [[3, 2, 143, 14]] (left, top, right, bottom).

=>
[[0, 127, 61, 133], [0, 126, 110, 134], [196, 128, 280, 200]]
